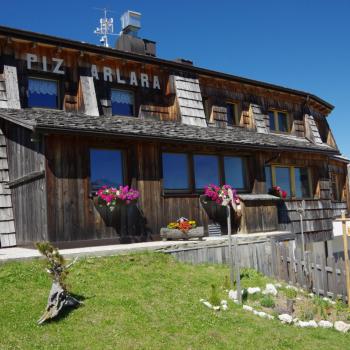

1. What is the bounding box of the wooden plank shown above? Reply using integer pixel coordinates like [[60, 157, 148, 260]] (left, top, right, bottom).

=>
[[3, 65, 21, 109], [80, 76, 99, 116]]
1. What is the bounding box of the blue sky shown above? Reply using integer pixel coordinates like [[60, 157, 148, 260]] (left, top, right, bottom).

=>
[[1, 0, 349, 156]]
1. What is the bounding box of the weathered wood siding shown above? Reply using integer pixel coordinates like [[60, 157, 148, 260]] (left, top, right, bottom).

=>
[[2, 121, 47, 244]]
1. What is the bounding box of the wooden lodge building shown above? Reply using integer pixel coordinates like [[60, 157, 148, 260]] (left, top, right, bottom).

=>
[[0, 12, 348, 248]]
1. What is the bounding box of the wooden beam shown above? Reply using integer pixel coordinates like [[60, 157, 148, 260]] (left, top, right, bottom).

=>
[[8, 170, 45, 188]]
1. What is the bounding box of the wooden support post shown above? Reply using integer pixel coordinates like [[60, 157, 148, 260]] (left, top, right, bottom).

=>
[[341, 212, 350, 306], [227, 205, 234, 288]]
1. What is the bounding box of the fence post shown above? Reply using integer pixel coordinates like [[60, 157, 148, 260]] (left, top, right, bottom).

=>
[[341, 212, 350, 306]]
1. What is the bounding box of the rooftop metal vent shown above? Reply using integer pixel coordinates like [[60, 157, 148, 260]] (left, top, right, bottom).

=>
[[120, 11, 141, 36]]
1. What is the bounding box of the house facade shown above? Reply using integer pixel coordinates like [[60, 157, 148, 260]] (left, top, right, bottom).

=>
[[0, 18, 348, 248]]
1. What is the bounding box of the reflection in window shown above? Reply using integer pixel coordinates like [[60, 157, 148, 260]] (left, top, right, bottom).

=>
[[162, 153, 189, 190], [28, 78, 58, 108], [265, 166, 272, 192], [268, 111, 276, 131], [111, 89, 134, 116], [278, 112, 289, 132], [224, 156, 245, 189], [194, 155, 219, 189], [90, 149, 123, 191], [275, 167, 291, 197], [294, 167, 310, 198], [226, 103, 237, 126]]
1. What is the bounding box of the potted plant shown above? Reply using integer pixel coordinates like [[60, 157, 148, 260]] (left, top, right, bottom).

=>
[[160, 217, 204, 240], [96, 185, 140, 209], [200, 184, 241, 234], [269, 186, 287, 199]]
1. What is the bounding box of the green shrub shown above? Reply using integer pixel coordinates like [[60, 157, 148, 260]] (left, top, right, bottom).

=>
[[260, 295, 275, 308], [283, 288, 297, 300], [209, 284, 221, 306]]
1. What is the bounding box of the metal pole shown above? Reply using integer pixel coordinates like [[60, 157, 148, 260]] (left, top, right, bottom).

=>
[[227, 205, 234, 288], [341, 212, 350, 306]]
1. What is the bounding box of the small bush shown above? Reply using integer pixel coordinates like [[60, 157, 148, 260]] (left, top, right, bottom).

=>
[[260, 295, 275, 308], [209, 284, 221, 306], [223, 275, 230, 290], [283, 288, 297, 300], [299, 305, 314, 321]]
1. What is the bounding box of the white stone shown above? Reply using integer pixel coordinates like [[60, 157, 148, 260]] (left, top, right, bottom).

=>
[[308, 293, 314, 298], [275, 283, 282, 288], [296, 320, 318, 328], [220, 300, 227, 305], [318, 320, 333, 329], [200, 298, 205, 302], [213, 306, 220, 311], [293, 318, 299, 324], [266, 314, 274, 320], [278, 314, 293, 324], [263, 283, 278, 296], [222, 304, 228, 311], [233, 300, 240, 305], [257, 311, 268, 319], [203, 301, 212, 309], [247, 287, 261, 295], [228, 290, 238, 300], [334, 321, 350, 333], [243, 305, 253, 312], [253, 310, 260, 315]]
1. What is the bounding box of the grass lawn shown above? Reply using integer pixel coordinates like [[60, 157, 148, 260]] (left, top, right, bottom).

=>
[[0, 252, 349, 350]]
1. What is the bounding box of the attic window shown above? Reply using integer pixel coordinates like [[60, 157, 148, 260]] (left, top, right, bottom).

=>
[[111, 89, 135, 117], [226, 102, 239, 126], [268, 110, 290, 132], [28, 77, 59, 109]]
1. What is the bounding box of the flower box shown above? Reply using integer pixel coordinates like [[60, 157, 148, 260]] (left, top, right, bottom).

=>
[[160, 226, 204, 241]]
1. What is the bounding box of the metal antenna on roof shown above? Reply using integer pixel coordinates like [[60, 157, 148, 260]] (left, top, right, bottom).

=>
[[93, 7, 118, 48]]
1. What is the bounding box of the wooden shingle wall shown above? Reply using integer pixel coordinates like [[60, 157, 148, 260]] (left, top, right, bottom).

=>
[[0, 129, 16, 247], [250, 104, 269, 133], [171, 75, 207, 127], [305, 114, 323, 145]]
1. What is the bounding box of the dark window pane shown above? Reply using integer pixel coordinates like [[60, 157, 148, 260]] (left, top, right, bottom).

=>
[[226, 103, 236, 125], [265, 166, 272, 192], [269, 111, 276, 130], [275, 167, 291, 197], [111, 89, 134, 116], [90, 149, 123, 191], [194, 155, 219, 189], [224, 156, 245, 189], [294, 167, 310, 198], [278, 112, 289, 132], [162, 153, 189, 190], [28, 78, 58, 108]]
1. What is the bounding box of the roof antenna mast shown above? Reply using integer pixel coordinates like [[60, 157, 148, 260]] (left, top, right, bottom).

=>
[[93, 7, 117, 47]]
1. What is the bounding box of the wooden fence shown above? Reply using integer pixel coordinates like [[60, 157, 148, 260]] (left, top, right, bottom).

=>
[[165, 238, 349, 302]]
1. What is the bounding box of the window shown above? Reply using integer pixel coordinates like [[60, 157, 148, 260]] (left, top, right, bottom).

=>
[[28, 77, 58, 109], [265, 165, 311, 198], [268, 110, 290, 132], [226, 102, 238, 126], [162, 153, 190, 190], [194, 155, 220, 189], [90, 149, 124, 192], [161, 152, 247, 193], [224, 156, 246, 189], [111, 89, 134, 117], [294, 167, 311, 198]]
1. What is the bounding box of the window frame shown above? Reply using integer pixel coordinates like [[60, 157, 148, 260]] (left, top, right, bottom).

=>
[[161, 151, 249, 196], [110, 88, 136, 117], [27, 76, 60, 109], [89, 148, 127, 195], [268, 110, 291, 133], [266, 164, 312, 199]]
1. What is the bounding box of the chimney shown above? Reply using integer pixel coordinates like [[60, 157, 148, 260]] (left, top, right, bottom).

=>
[[115, 11, 156, 57]]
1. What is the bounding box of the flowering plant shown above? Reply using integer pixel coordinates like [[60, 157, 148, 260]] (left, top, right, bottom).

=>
[[269, 185, 287, 199], [167, 217, 196, 233], [96, 185, 140, 208], [204, 184, 240, 206]]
